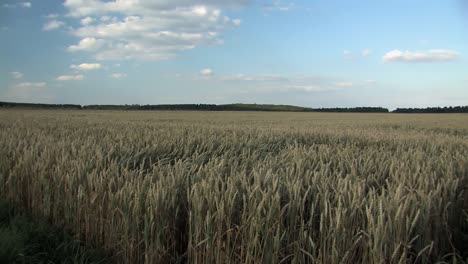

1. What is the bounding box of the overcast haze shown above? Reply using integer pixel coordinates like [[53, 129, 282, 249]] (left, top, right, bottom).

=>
[[1, 0, 467, 109]]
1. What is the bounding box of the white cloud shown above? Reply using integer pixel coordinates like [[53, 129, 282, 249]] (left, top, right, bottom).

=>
[[16, 82, 47, 88], [110, 73, 127, 78], [382, 49, 460, 63], [334, 82, 353, 87], [81, 16, 95, 25], [70, 63, 102, 70], [67, 37, 105, 51], [43, 20, 65, 31], [200, 68, 213, 75], [55, 75, 84, 81], [362, 49, 372, 57], [63, 0, 247, 60], [10, 72, 23, 79], [19, 2, 31, 8]]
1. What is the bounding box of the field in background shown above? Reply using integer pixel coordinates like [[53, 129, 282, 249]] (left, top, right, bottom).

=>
[[0, 110, 467, 263]]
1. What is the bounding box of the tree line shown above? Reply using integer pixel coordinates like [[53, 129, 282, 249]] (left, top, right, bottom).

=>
[[0, 101, 82, 109], [392, 106, 468, 113], [1, 102, 389, 112], [310, 107, 389, 113], [2, 101, 467, 113]]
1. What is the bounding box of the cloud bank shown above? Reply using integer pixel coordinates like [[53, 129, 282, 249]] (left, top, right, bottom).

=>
[[63, 0, 245, 60]]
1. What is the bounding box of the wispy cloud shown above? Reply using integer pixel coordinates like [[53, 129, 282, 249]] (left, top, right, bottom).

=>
[[10, 72, 24, 79], [4, 2, 31, 8], [362, 49, 372, 57], [382, 49, 460, 63], [232, 19, 242, 26], [200, 73, 358, 94], [45, 14, 59, 19], [200, 68, 213, 76], [67, 37, 105, 52], [285, 85, 324, 92], [334, 82, 353, 87], [16, 82, 47, 88], [343, 49, 372, 60], [19, 2, 31, 8], [70, 63, 102, 71], [2, 81, 53, 103], [262, 0, 294, 11], [80, 17, 95, 26], [218, 74, 288, 82], [342, 50, 356, 61], [55, 75, 84, 81], [110, 73, 127, 79], [43, 20, 65, 31]]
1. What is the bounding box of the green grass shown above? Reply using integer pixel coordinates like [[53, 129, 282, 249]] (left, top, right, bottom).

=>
[[0, 200, 109, 264]]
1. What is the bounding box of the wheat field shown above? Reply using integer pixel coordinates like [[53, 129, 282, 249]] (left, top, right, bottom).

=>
[[0, 110, 467, 263]]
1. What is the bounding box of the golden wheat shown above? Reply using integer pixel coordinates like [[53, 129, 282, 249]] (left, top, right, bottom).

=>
[[0, 110, 467, 263]]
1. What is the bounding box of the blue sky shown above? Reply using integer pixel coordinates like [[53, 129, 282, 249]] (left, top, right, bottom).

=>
[[1, 0, 467, 109]]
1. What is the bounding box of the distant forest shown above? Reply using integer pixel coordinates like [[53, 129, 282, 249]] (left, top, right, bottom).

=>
[[0, 101, 82, 109], [0, 101, 388, 112], [83, 104, 389, 113], [1, 101, 467, 113], [392, 106, 468, 113]]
